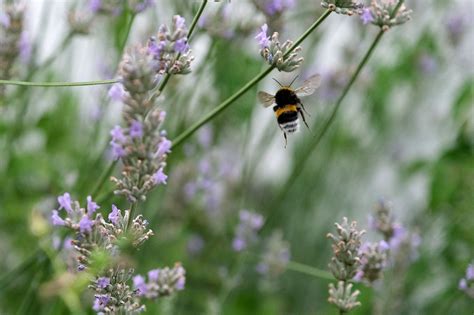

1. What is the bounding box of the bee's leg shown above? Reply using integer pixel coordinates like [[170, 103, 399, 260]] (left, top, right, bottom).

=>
[[298, 108, 310, 130], [283, 132, 287, 148], [299, 102, 311, 116]]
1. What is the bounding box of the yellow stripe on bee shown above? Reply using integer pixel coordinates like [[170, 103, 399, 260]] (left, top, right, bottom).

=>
[[275, 104, 297, 117]]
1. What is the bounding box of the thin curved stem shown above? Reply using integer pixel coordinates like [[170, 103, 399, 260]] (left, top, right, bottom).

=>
[[0, 79, 119, 87], [286, 261, 334, 280], [171, 9, 332, 148], [187, 0, 207, 42], [156, 0, 208, 93], [90, 160, 118, 198]]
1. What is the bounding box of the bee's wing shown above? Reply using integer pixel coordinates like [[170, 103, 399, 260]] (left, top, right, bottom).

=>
[[257, 91, 276, 108], [294, 74, 321, 97]]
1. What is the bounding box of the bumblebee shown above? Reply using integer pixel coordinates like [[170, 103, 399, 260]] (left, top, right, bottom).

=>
[[258, 74, 321, 146]]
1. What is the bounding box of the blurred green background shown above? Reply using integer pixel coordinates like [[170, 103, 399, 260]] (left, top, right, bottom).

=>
[[0, 0, 473, 314]]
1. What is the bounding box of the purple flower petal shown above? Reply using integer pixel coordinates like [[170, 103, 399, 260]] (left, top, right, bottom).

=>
[[51, 210, 65, 226], [255, 24, 270, 49], [157, 138, 172, 156], [110, 125, 126, 143], [87, 195, 100, 216], [152, 168, 168, 185], [79, 215, 94, 233], [129, 120, 143, 139], [96, 277, 110, 289], [108, 204, 121, 225], [57, 193, 74, 214]]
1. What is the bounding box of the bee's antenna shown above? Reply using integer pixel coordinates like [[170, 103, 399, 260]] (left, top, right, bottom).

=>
[[289, 75, 299, 87], [272, 78, 283, 87]]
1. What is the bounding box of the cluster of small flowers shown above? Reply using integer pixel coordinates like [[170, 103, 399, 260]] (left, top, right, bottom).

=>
[[369, 200, 421, 260], [255, 23, 304, 72], [353, 240, 389, 285], [89, 269, 145, 314], [321, 0, 363, 16], [252, 0, 295, 16], [359, 0, 412, 31], [256, 230, 291, 278], [109, 43, 173, 202], [50, 193, 186, 313], [458, 263, 474, 299], [132, 263, 186, 298], [51, 193, 153, 268], [327, 217, 365, 313], [232, 210, 264, 251], [147, 15, 194, 75], [0, 3, 29, 100]]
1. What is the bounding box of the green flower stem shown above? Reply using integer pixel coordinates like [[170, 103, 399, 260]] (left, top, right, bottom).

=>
[[119, 11, 136, 54], [171, 9, 332, 148], [90, 160, 118, 198], [187, 0, 208, 42], [127, 202, 138, 230], [286, 260, 334, 280], [0, 79, 118, 87]]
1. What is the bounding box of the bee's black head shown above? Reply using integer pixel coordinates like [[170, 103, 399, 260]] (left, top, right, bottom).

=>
[[275, 88, 299, 106]]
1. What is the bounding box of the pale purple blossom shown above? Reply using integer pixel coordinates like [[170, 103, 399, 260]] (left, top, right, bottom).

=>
[[89, 0, 102, 13], [92, 294, 110, 311], [108, 204, 120, 225], [87, 195, 100, 216], [265, 0, 295, 15], [129, 120, 144, 139], [0, 11, 10, 28], [467, 264, 474, 280], [79, 215, 94, 233], [152, 168, 168, 185], [232, 210, 264, 251], [174, 38, 189, 53], [174, 15, 187, 30], [58, 193, 73, 214], [110, 141, 126, 160], [255, 24, 270, 49], [133, 275, 148, 296], [175, 272, 185, 290], [148, 269, 160, 282], [110, 125, 126, 143], [108, 83, 125, 101], [148, 38, 166, 57], [232, 238, 246, 251], [459, 278, 468, 290], [51, 210, 65, 226], [360, 8, 374, 24], [157, 138, 172, 156], [96, 277, 110, 289]]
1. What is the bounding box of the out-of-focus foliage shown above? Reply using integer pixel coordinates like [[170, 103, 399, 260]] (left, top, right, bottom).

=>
[[0, 0, 473, 314]]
